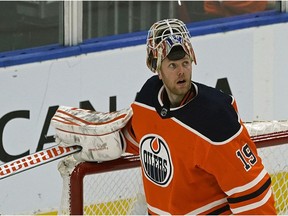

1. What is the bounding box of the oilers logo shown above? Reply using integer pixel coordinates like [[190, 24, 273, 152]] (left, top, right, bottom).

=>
[[140, 134, 173, 187]]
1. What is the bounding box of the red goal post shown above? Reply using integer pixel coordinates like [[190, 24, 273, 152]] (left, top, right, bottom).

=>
[[58, 121, 288, 215]]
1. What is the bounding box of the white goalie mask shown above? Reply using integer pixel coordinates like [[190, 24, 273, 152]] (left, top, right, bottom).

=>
[[146, 18, 197, 73]]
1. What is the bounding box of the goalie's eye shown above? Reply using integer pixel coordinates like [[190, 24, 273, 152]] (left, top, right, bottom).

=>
[[168, 63, 177, 69], [182, 60, 190, 67]]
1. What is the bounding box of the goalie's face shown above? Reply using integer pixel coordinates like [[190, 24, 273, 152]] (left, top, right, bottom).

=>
[[159, 54, 192, 107]]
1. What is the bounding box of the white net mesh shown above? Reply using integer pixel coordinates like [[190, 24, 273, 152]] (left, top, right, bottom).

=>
[[82, 168, 145, 215], [58, 155, 146, 215], [246, 120, 288, 215], [258, 144, 288, 214]]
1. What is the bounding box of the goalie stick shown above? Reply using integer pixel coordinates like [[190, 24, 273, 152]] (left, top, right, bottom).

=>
[[0, 145, 81, 180], [0, 106, 132, 180]]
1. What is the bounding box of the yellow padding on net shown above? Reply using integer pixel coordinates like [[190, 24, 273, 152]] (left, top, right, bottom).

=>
[[271, 172, 288, 214], [37, 172, 288, 215], [84, 198, 135, 215]]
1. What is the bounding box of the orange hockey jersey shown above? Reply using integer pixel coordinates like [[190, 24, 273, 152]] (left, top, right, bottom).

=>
[[122, 75, 276, 215]]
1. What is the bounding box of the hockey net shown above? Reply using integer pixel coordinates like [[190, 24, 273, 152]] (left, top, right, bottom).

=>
[[58, 121, 288, 215]]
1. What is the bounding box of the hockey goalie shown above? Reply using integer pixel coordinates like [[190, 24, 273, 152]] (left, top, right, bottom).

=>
[[51, 18, 276, 215]]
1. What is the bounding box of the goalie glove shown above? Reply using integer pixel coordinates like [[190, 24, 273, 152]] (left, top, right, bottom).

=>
[[51, 106, 132, 162]]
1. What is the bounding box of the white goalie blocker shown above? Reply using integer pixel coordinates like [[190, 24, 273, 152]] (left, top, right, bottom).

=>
[[51, 106, 132, 162]]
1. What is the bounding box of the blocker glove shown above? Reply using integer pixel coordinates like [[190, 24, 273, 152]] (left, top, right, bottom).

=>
[[50, 106, 132, 162]]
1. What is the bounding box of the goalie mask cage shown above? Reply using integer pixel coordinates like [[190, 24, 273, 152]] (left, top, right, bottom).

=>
[[58, 121, 288, 215]]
